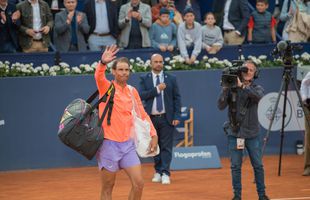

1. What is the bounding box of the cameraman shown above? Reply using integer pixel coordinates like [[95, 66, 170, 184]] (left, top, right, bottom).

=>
[[301, 71, 310, 176], [217, 60, 269, 200]]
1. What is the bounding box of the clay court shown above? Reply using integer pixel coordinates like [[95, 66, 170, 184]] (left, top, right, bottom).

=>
[[0, 155, 309, 200]]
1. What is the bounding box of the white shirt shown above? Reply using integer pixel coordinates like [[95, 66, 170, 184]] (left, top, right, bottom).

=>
[[301, 72, 310, 101], [94, 0, 110, 34], [151, 71, 166, 115], [29, 0, 42, 39], [223, 0, 235, 30]]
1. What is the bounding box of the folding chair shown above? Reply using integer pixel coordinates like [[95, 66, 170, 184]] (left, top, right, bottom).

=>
[[174, 107, 194, 147]]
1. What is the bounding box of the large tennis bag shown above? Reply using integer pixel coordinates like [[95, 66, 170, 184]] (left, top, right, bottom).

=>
[[58, 84, 115, 160]]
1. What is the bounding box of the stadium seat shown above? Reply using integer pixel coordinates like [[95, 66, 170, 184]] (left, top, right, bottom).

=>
[[174, 107, 194, 147]]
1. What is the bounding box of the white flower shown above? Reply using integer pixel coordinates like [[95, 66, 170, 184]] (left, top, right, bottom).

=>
[[169, 60, 176, 64], [240, 55, 245, 60], [173, 55, 185, 63], [130, 59, 135, 63], [42, 64, 49, 72], [194, 60, 199, 64], [59, 62, 70, 68], [165, 65, 172, 70], [165, 57, 170, 62], [205, 63, 211, 68], [50, 72, 57, 76], [72, 67, 81, 74], [301, 52, 310, 61], [136, 57, 142, 62], [202, 55, 208, 60], [258, 55, 267, 60], [64, 68, 70, 73], [145, 60, 151, 66]]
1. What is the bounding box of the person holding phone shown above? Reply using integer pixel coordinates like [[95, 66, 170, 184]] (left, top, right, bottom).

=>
[[118, 0, 152, 49], [16, 0, 53, 52]]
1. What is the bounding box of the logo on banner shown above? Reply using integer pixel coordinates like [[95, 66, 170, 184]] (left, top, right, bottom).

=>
[[258, 92, 305, 131]]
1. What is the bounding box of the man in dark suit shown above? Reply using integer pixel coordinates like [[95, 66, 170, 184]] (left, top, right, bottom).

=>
[[83, 0, 119, 51], [212, 0, 250, 45], [0, 0, 20, 53], [139, 54, 181, 185]]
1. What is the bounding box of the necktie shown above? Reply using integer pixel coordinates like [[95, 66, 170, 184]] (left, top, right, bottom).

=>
[[156, 75, 163, 112]]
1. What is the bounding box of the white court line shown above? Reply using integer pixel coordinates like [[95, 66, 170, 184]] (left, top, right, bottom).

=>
[[272, 198, 310, 200]]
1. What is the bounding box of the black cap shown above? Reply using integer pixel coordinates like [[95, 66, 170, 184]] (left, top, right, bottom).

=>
[[160, 7, 170, 15]]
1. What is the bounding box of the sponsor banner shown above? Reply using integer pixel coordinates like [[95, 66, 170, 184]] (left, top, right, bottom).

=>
[[171, 146, 222, 170], [258, 91, 305, 131]]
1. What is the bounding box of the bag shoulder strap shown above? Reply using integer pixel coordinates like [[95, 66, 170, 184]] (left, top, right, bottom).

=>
[[127, 85, 142, 118], [81, 83, 115, 127], [97, 83, 115, 126]]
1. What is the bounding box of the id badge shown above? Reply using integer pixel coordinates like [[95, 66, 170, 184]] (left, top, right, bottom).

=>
[[236, 138, 245, 150]]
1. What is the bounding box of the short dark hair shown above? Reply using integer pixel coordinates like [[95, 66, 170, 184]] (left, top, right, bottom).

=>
[[183, 6, 195, 16], [256, 0, 268, 4], [159, 7, 170, 15], [112, 57, 130, 70]]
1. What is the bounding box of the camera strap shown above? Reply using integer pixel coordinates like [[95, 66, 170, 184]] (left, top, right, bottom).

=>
[[229, 98, 250, 134]]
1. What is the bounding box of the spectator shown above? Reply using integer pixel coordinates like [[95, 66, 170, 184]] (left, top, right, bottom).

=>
[[16, 0, 53, 53], [45, 0, 65, 16], [141, 0, 157, 6], [175, 0, 201, 22], [54, 0, 89, 52], [150, 7, 177, 52], [118, 0, 152, 49], [177, 7, 201, 65], [281, 0, 310, 42], [213, 0, 250, 45], [247, 0, 277, 44], [84, 0, 119, 51], [151, 0, 183, 25], [201, 12, 223, 54], [0, 0, 20, 53]]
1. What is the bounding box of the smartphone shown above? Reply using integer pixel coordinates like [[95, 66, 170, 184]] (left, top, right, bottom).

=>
[[132, 6, 139, 12]]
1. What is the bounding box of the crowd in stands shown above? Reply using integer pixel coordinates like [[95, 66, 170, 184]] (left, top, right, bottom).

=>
[[1, 0, 310, 61]]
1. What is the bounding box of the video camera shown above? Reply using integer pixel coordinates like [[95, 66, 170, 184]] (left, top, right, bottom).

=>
[[221, 60, 248, 88], [272, 40, 303, 67]]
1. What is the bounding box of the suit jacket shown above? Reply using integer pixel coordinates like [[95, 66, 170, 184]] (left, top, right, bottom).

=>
[[0, 3, 20, 50], [139, 72, 181, 125], [213, 0, 250, 36], [16, 0, 53, 49], [118, 2, 152, 48], [83, 0, 119, 38], [53, 10, 90, 52]]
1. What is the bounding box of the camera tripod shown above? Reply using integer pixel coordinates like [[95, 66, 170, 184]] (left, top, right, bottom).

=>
[[263, 65, 310, 176]]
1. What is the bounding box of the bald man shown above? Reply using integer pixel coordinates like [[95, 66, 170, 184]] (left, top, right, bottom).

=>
[[138, 54, 182, 184]]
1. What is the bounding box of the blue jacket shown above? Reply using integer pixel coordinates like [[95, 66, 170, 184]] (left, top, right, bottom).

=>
[[139, 72, 182, 125]]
